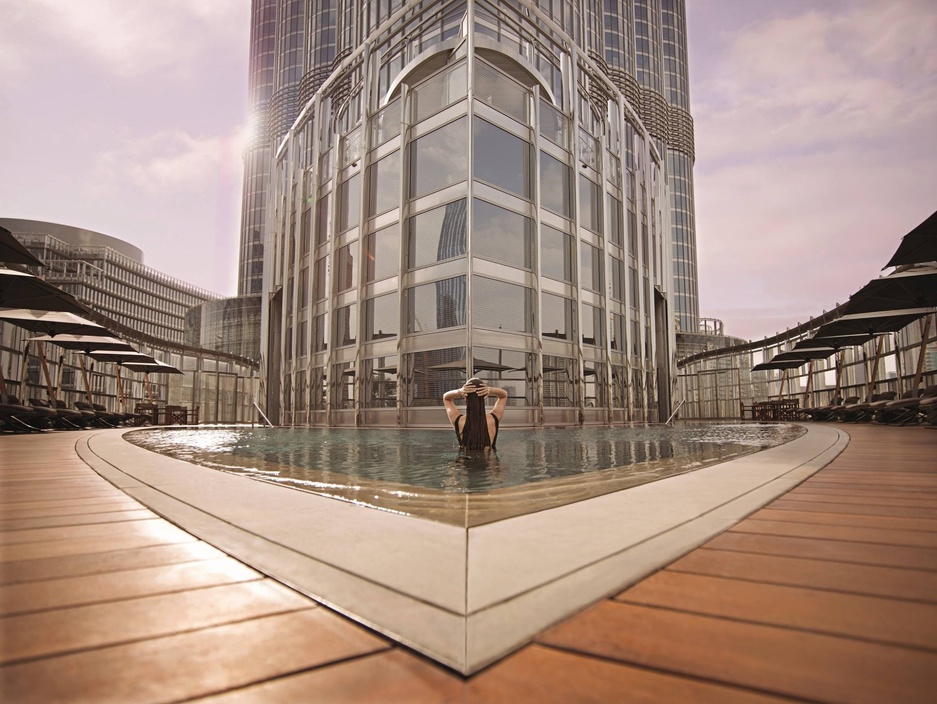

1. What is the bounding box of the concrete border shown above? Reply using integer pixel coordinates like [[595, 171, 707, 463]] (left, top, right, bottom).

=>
[[76, 423, 848, 673]]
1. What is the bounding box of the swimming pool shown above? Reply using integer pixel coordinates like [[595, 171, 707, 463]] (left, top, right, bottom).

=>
[[84, 423, 843, 673], [127, 423, 804, 525]]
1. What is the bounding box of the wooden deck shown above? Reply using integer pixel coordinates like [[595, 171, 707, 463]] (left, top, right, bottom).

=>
[[1, 424, 935, 702]]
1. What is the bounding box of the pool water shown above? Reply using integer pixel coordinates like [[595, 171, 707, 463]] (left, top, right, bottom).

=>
[[127, 423, 805, 495]]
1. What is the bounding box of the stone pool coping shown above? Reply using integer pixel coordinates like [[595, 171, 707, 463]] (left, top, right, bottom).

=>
[[77, 423, 847, 674]]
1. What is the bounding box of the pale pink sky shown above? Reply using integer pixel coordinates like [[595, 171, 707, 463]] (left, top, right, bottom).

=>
[[1, 0, 934, 341]]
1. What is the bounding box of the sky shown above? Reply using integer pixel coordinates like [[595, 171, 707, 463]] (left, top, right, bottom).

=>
[[0, 0, 935, 341]]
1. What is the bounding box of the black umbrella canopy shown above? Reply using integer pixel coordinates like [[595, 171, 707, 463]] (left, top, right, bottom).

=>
[[771, 351, 817, 363], [428, 358, 515, 373], [885, 210, 937, 268], [0, 269, 89, 315], [812, 308, 932, 339], [87, 350, 158, 366], [27, 334, 135, 353], [122, 359, 183, 375], [796, 332, 877, 349], [0, 226, 44, 267], [752, 359, 808, 372], [777, 346, 836, 361], [844, 267, 937, 315], [0, 308, 108, 337]]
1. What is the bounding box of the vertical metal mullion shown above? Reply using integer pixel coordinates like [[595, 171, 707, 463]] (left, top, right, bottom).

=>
[[395, 86, 410, 426], [353, 43, 373, 426], [532, 86, 544, 426], [570, 56, 585, 422], [464, 0, 476, 377]]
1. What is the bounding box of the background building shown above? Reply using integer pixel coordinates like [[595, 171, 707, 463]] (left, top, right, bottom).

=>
[[240, 0, 699, 331], [185, 295, 263, 361], [260, 0, 681, 427], [2, 218, 219, 345]]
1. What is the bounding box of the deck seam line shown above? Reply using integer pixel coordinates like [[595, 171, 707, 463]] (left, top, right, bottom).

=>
[[695, 545, 937, 573]]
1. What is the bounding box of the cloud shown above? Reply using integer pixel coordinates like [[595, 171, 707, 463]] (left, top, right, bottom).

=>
[[695, 0, 937, 165], [6, 0, 248, 79], [691, 0, 937, 340], [92, 129, 243, 197]]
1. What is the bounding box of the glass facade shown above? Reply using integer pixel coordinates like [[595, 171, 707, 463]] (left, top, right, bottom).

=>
[[261, 0, 681, 427]]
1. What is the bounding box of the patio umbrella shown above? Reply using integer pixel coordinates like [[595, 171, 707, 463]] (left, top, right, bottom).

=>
[[775, 346, 837, 361], [27, 334, 135, 353], [751, 359, 808, 372], [121, 359, 183, 374], [811, 308, 933, 339], [797, 332, 878, 349], [428, 358, 515, 373], [87, 350, 158, 408], [0, 269, 89, 315], [843, 267, 937, 315], [0, 226, 44, 267], [0, 309, 108, 337], [770, 351, 816, 363], [884, 210, 937, 268]]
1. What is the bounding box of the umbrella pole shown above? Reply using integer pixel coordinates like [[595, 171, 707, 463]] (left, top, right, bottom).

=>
[[115, 365, 125, 410], [36, 343, 57, 401], [912, 314, 932, 390], [54, 354, 65, 399], [79, 356, 94, 405], [866, 335, 885, 398], [18, 342, 30, 402], [145, 372, 153, 402], [893, 332, 904, 392], [803, 359, 815, 409], [834, 351, 843, 399]]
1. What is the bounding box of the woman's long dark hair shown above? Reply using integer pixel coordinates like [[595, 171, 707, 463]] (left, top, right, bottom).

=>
[[460, 378, 491, 451]]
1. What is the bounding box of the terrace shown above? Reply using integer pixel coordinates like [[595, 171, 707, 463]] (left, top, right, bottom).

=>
[[1, 423, 934, 702]]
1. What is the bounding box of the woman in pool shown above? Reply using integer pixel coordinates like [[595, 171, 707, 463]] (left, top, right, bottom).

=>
[[443, 377, 508, 451]]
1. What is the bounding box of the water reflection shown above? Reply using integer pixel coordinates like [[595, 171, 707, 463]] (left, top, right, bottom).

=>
[[127, 424, 804, 495]]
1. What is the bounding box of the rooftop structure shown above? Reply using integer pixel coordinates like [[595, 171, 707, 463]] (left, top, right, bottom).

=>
[[1, 218, 220, 346], [260, 0, 686, 427], [239, 0, 700, 334]]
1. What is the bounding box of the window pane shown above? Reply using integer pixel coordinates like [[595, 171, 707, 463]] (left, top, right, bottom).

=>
[[365, 294, 398, 340], [404, 347, 465, 407], [607, 193, 623, 246], [543, 354, 575, 406], [314, 255, 328, 301], [542, 293, 574, 340], [579, 175, 602, 234], [362, 355, 397, 408], [313, 313, 328, 352], [582, 303, 605, 346], [331, 362, 354, 408], [409, 117, 468, 199], [473, 199, 532, 269], [368, 150, 400, 217], [407, 199, 466, 269], [610, 255, 624, 301], [540, 224, 573, 282], [338, 173, 361, 232], [334, 243, 357, 293], [315, 194, 330, 247], [472, 276, 532, 332], [540, 152, 571, 216], [406, 276, 466, 333], [473, 117, 531, 198], [333, 303, 357, 347], [365, 224, 398, 282], [581, 242, 603, 291], [474, 61, 528, 123]]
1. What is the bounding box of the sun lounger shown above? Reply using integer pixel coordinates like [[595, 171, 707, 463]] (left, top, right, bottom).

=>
[[800, 395, 844, 421], [0, 394, 48, 431], [876, 386, 937, 425], [30, 398, 85, 429]]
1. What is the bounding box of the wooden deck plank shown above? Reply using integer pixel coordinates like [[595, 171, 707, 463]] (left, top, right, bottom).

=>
[[615, 570, 937, 650], [1, 580, 315, 664], [750, 507, 937, 533], [538, 601, 936, 704], [705, 531, 937, 570], [0, 609, 389, 704], [0, 556, 264, 616], [731, 518, 937, 547], [0, 508, 157, 531]]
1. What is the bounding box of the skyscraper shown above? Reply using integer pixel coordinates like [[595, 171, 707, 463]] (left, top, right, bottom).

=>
[[252, 0, 699, 426]]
